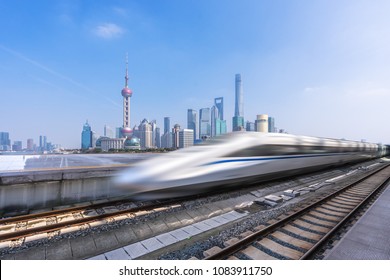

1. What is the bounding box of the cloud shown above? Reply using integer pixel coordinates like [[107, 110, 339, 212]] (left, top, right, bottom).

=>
[[93, 23, 125, 39]]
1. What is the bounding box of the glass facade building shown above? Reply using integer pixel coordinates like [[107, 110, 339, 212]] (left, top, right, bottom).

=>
[[81, 121, 92, 149], [233, 74, 245, 131], [187, 109, 198, 141], [199, 108, 211, 138]]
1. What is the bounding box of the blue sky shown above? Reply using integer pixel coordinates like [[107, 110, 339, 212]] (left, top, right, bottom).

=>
[[1, 0, 389, 148]]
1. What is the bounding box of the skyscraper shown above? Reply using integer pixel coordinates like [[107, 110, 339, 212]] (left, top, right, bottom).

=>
[[187, 109, 198, 141], [211, 105, 219, 137], [233, 74, 245, 131], [138, 119, 152, 149], [104, 125, 114, 138], [268, 117, 275, 133], [0, 132, 11, 151], [27, 138, 34, 151], [81, 121, 92, 149], [214, 97, 224, 120], [164, 117, 170, 134], [255, 114, 268, 132], [199, 108, 211, 139], [121, 54, 133, 138], [179, 129, 194, 148], [212, 97, 227, 137]]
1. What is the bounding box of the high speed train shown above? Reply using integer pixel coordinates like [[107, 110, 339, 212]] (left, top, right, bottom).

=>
[[114, 132, 389, 199]]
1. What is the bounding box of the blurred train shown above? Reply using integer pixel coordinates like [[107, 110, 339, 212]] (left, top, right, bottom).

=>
[[114, 132, 389, 199]]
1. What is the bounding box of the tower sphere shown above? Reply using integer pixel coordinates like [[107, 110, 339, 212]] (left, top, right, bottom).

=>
[[121, 127, 133, 138], [121, 87, 133, 97]]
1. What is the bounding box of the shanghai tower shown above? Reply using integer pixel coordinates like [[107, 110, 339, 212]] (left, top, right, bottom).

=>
[[233, 74, 245, 131]]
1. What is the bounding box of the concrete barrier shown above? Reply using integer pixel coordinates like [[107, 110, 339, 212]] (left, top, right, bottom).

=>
[[0, 166, 128, 216]]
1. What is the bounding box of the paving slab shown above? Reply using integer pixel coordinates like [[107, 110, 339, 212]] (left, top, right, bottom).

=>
[[88, 254, 106, 260], [141, 237, 165, 252], [211, 216, 228, 225], [123, 242, 149, 259], [169, 229, 191, 241], [192, 221, 213, 231], [104, 248, 131, 260], [182, 225, 203, 236], [156, 233, 179, 246], [203, 218, 220, 228]]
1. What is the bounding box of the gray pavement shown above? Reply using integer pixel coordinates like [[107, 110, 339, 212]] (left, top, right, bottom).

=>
[[325, 184, 390, 260]]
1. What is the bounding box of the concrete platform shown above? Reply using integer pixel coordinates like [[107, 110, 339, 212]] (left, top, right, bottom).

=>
[[325, 184, 390, 260], [89, 210, 248, 260]]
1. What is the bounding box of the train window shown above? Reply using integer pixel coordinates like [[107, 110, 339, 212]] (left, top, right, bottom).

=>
[[224, 144, 355, 158], [225, 145, 306, 157]]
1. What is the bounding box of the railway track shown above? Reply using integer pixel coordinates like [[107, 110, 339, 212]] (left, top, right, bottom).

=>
[[204, 163, 390, 260], [0, 197, 184, 244], [0, 161, 358, 246], [1, 159, 388, 259]]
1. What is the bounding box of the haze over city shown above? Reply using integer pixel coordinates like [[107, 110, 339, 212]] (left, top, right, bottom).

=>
[[1, 0, 390, 148]]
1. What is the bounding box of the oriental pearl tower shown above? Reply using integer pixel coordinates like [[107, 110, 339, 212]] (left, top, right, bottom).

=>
[[121, 54, 133, 138]]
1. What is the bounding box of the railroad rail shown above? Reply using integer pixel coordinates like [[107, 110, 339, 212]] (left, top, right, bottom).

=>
[[205, 163, 390, 260], [0, 197, 184, 244], [0, 161, 357, 245]]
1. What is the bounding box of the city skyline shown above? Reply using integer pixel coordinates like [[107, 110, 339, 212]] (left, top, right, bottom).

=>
[[1, 1, 390, 148]]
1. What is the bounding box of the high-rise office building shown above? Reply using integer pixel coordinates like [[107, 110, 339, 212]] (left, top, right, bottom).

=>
[[155, 127, 161, 148], [138, 119, 152, 149], [214, 97, 224, 120], [81, 121, 93, 149], [246, 121, 255, 131], [120, 54, 133, 138], [233, 74, 245, 131], [161, 132, 173, 148], [104, 125, 114, 138], [199, 108, 211, 139], [179, 129, 194, 148], [255, 114, 268, 132], [151, 120, 157, 148], [211, 97, 227, 137], [268, 117, 275, 133], [187, 109, 198, 141], [12, 141, 22, 151], [27, 138, 34, 151], [0, 132, 11, 151], [172, 124, 181, 149], [164, 117, 170, 134]]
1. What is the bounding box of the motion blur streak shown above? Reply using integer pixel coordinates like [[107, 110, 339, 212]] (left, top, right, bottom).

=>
[[114, 132, 389, 200]]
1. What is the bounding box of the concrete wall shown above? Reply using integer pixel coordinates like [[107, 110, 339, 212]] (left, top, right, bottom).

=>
[[0, 166, 128, 216]]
